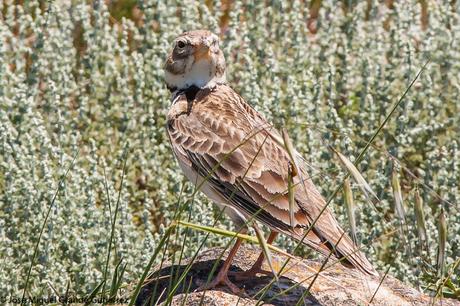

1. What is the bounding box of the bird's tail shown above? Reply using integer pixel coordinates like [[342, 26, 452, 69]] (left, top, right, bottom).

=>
[[290, 222, 378, 277]]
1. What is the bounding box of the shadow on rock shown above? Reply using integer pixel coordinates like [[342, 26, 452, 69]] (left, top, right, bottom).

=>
[[136, 258, 320, 305], [132, 245, 456, 306]]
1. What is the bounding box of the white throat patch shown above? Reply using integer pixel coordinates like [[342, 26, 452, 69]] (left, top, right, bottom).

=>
[[165, 58, 226, 90]]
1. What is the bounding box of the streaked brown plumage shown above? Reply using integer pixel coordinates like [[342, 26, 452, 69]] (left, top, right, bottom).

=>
[[164, 30, 378, 292]]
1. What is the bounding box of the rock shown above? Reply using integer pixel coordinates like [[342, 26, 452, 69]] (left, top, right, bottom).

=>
[[135, 244, 459, 306]]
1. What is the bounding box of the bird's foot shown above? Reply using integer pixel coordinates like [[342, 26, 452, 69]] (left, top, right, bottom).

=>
[[229, 267, 273, 281], [196, 271, 244, 295]]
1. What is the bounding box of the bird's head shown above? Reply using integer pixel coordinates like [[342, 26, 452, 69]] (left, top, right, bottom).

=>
[[164, 30, 226, 92]]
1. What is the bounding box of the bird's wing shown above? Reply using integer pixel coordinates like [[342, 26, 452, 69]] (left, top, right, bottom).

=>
[[167, 85, 377, 276]]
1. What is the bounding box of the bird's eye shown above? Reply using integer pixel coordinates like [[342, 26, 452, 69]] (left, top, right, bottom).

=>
[[177, 41, 186, 49]]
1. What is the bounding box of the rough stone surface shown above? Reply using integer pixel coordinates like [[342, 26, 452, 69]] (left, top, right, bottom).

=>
[[136, 245, 460, 306]]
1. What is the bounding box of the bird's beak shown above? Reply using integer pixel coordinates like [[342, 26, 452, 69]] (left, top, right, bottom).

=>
[[194, 41, 212, 62], [204, 37, 214, 48]]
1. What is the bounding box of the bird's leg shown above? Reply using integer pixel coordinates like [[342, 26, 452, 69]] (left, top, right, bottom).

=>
[[196, 237, 244, 294], [229, 230, 279, 280]]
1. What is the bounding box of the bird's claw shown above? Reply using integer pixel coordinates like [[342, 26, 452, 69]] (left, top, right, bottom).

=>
[[196, 272, 244, 295], [228, 268, 273, 281]]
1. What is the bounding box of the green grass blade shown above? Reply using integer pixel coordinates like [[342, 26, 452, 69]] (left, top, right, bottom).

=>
[[354, 60, 430, 165], [128, 225, 175, 306], [281, 127, 299, 177], [179, 277, 194, 306], [294, 232, 347, 306], [177, 221, 294, 258], [414, 186, 428, 253], [391, 165, 406, 225], [102, 153, 128, 295], [288, 164, 296, 228], [21, 150, 79, 302], [253, 61, 428, 303], [332, 146, 379, 205], [63, 278, 71, 306], [254, 225, 278, 281], [84, 280, 106, 306], [343, 178, 357, 244], [437, 208, 447, 278], [109, 258, 124, 298], [369, 265, 391, 304]]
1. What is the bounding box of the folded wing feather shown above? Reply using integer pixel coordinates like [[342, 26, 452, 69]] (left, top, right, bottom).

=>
[[167, 85, 377, 276]]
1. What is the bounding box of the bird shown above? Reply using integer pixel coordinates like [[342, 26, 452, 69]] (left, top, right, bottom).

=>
[[164, 30, 378, 293]]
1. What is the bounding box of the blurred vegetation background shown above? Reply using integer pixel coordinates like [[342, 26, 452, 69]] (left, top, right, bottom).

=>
[[0, 0, 458, 299]]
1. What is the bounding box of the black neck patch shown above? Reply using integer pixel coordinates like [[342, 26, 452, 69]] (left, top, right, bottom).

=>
[[170, 85, 205, 117], [171, 85, 214, 107], [182, 85, 201, 103]]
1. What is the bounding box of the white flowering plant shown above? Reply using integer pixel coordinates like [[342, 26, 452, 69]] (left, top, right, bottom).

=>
[[0, 0, 458, 302]]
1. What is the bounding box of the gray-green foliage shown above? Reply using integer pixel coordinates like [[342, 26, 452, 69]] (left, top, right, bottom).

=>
[[0, 0, 458, 297]]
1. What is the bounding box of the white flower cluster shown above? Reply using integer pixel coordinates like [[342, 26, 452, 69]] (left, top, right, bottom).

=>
[[0, 0, 458, 296]]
